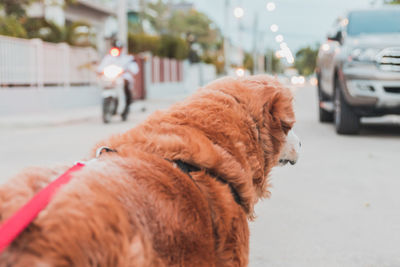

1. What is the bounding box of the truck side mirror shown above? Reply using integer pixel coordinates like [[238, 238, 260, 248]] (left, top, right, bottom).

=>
[[327, 31, 342, 44]]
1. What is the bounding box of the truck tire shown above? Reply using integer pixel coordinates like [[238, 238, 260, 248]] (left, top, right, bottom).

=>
[[318, 86, 334, 123], [334, 80, 360, 135]]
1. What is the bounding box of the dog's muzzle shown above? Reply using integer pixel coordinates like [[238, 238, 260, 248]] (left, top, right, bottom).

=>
[[279, 130, 301, 166], [279, 159, 297, 166]]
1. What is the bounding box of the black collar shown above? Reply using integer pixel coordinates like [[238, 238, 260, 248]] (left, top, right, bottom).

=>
[[96, 148, 244, 209], [173, 160, 243, 208]]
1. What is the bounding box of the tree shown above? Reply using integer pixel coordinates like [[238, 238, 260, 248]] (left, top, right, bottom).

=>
[[0, 0, 84, 44], [23, 18, 64, 43], [65, 21, 94, 46], [144, 1, 222, 60], [157, 34, 189, 60], [137, 1, 222, 64], [0, 0, 76, 18], [294, 45, 319, 76], [243, 52, 254, 73], [0, 16, 27, 38], [202, 52, 224, 74], [265, 49, 284, 74], [168, 10, 221, 51], [144, 0, 170, 34], [169, 9, 222, 64], [128, 33, 189, 60], [384, 0, 400, 3], [0, 0, 31, 18], [144, 0, 222, 47], [128, 33, 160, 54]]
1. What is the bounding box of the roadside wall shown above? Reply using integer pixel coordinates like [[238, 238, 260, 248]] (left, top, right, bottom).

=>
[[0, 35, 218, 115], [0, 35, 100, 116], [0, 86, 101, 115]]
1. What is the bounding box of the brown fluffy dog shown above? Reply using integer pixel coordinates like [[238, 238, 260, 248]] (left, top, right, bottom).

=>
[[0, 75, 298, 266]]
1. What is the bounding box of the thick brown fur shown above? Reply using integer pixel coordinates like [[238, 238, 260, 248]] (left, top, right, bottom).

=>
[[0, 75, 295, 267]]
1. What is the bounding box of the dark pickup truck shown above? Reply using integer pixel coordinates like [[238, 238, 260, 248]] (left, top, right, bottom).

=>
[[315, 7, 400, 134]]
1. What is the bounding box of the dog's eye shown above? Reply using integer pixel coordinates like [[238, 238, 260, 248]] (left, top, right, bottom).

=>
[[280, 120, 292, 135]]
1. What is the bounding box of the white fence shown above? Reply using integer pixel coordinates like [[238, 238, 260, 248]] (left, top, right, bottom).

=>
[[144, 54, 217, 99], [151, 56, 183, 83], [185, 62, 217, 93], [0, 35, 98, 88]]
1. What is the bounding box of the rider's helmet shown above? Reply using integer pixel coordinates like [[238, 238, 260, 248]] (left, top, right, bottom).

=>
[[109, 40, 123, 57]]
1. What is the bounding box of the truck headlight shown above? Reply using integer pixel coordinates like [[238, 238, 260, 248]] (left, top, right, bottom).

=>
[[350, 48, 380, 63]]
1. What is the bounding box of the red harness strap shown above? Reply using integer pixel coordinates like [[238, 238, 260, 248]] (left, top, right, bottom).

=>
[[0, 162, 85, 253]]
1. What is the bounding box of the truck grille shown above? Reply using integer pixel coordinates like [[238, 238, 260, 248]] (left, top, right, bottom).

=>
[[377, 48, 400, 72], [384, 87, 400, 94]]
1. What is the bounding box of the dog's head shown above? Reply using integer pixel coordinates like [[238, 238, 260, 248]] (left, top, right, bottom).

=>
[[100, 74, 300, 216], [205, 75, 300, 198]]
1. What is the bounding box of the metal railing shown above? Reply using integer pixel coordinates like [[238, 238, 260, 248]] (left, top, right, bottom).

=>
[[0, 35, 98, 88]]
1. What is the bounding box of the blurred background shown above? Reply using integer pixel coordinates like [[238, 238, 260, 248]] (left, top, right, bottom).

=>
[[0, 0, 400, 266]]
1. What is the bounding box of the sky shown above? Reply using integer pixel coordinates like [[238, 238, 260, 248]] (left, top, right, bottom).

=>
[[190, 0, 374, 53]]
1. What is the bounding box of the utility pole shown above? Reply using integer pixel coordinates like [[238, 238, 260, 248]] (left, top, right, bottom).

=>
[[252, 12, 259, 74], [223, 0, 230, 74], [117, 0, 128, 50], [267, 50, 273, 73]]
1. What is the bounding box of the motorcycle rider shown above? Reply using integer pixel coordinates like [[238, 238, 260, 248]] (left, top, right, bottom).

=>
[[97, 40, 139, 121]]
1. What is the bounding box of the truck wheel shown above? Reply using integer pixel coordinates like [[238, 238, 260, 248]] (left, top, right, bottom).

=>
[[318, 87, 334, 123], [334, 81, 360, 135]]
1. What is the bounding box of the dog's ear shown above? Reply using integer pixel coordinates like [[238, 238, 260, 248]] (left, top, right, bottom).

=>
[[264, 90, 295, 132]]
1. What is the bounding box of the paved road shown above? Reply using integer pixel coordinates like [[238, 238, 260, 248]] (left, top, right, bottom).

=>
[[1, 85, 400, 266], [250, 85, 400, 267], [0, 100, 176, 179]]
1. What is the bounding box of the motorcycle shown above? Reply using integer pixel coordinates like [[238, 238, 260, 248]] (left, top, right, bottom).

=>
[[97, 47, 138, 123]]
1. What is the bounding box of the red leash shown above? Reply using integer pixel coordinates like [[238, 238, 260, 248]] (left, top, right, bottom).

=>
[[0, 162, 85, 253]]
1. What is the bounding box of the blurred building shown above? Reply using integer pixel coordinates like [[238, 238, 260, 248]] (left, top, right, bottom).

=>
[[26, 0, 119, 54], [170, 2, 194, 13]]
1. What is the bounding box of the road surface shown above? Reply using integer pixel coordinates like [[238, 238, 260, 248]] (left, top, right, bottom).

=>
[[1, 85, 399, 266]]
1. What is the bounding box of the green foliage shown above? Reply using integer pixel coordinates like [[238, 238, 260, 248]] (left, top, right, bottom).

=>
[[262, 50, 283, 74], [128, 33, 160, 54], [128, 11, 143, 34], [294, 45, 319, 76], [0, 0, 31, 18], [0, 16, 27, 38], [145, 0, 170, 34], [145, 0, 221, 48], [0, 0, 91, 45], [0, 0, 77, 17], [23, 18, 64, 43], [128, 33, 189, 60], [144, 1, 221, 63], [169, 10, 221, 50], [202, 53, 224, 74], [243, 52, 254, 73], [65, 21, 93, 46], [271, 53, 283, 74], [157, 34, 189, 60], [385, 0, 400, 3], [128, 21, 143, 34], [17, 18, 92, 46]]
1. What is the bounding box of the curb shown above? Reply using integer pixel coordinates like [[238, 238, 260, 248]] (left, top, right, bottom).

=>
[[0, 107, 100, 129], [0, 98, 185, 129]]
